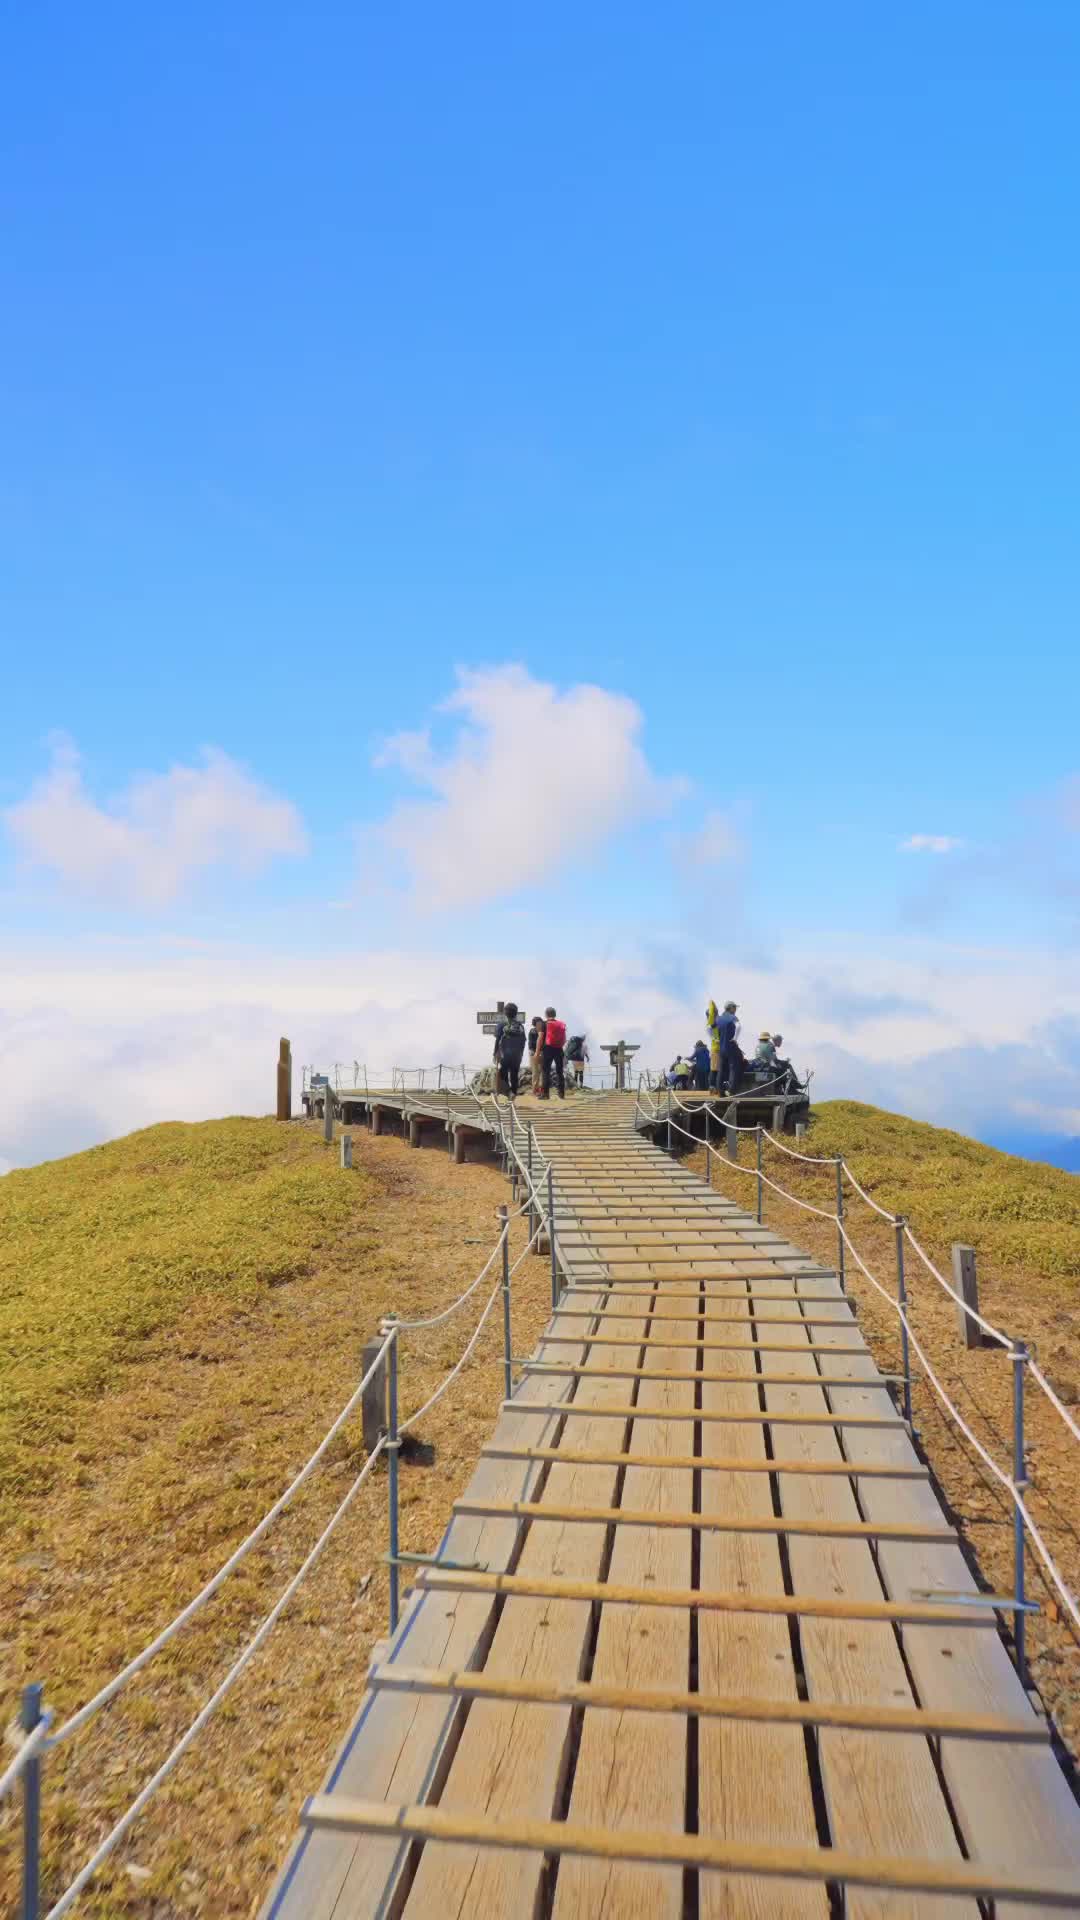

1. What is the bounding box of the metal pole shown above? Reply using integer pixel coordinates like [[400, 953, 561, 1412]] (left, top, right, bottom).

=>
[[500, 1205, 513, 1401], [386, 1324, 400, 1633], [21, 1682, 42, 1920], [547, 1166, 558, 1309], [756, 1125, 763, 1224], [1011, 1340, 1029, 1688], [835, 1159, 846, 1292], [527, 1127, 535, 1239], [894, 1216, 913, 1425]]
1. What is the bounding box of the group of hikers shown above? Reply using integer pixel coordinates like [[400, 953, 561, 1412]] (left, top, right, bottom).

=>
[[668, 1001, 798, 1097], [491, 995, 797, 1103], [492, 1004, 589, 1100]]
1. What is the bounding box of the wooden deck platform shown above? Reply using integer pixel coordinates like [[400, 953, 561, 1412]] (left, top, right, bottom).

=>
[[263, 1094, 1080, 1918]]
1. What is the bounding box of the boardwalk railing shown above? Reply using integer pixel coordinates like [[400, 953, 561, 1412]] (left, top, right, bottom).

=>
[[637, 1080, 1080, 1678], [3, 1106, 558, 1918]]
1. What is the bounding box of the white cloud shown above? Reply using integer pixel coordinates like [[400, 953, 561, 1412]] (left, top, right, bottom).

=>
[[4, 739, 307, 907], [368, 665, 683, 909], [3, 927, 1080, 1171], [899, 834, 963, 855], [672, 807, 743, 870]]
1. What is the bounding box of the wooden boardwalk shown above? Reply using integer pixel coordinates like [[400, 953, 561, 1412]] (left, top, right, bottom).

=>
[[264, 1095, 1080, 1918]]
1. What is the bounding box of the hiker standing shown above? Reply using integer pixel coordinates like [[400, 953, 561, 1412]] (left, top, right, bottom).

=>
[[542, 1006, 567, 1100], [566, 1033, 589, 1088], [528, 1014, 547, 1094], [492, 1002, 526, 1097], [692, 1039, 710, 1090], [717, 1000, 741, 1095]]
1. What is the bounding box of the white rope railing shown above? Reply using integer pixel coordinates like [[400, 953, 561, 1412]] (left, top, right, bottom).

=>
[[0, 1714, 52, 1804], [837, 1224, 1080, 1638], [901, 1223, 1012, 1349], [45, 1438, 389, 1920], [1028, 1360, 1080, 1448], [49, 1323, 397, 1749]]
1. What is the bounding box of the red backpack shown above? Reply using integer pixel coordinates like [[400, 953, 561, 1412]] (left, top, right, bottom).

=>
[[546, 1018, 567, 1049]]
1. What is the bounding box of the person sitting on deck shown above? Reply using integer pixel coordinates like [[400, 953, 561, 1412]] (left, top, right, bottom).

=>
[[755, 1031, 777, 1065], [692, 1039, 710, 1090], [669, 1054, 691, 1089], [771, 1034, 798, 1093]]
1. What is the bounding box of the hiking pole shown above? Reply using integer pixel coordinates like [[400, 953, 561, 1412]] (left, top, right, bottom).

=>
[[894, 1217, 913, 1426], [1011, 1340, 1029, 1688]]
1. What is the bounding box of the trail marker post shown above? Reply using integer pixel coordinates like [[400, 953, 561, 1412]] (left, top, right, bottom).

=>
[[276, 1037, 292, 1121], [951, 1245, 983, 1350]]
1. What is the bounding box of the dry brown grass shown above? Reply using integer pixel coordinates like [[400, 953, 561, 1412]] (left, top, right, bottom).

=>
[[1, 1117, 552, 1916]]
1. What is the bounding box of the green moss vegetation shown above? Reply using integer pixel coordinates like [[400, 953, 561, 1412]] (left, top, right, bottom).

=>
[[803, 1101, 1080, 1283], [0, 1118, 369, 1520]]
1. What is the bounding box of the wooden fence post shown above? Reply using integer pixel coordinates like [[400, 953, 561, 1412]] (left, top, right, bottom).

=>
[[340, 1134, 353, 1170], [951, 1244, 983, 1349], [276, 1037, 292, 1120], [361, 1337, 387, 1453]]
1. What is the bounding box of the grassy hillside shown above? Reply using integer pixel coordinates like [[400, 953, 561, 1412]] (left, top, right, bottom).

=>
[[0, 1118, 368, 1523], [2, 1116, 550, 1915], [806, 1099, 1080, 1285]]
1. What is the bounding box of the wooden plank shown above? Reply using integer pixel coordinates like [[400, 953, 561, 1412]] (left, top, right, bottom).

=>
[[524, 1363, 898, 1390], [259, 1382, 576, 1917], [416, 1569, 997, 1629], [371, 1665, 1047, 1742], [452, 1496, 956, 1545], [402, 1286, 657, 1918], [300, 1799, 1080, 1907], [506, 1400, 903, 1429], [755, 1280, 975, 1918], [537, 1329, 871, 1353], [802, 1289, 1080, 1915], [482, 1444, 932, 1482], [553, 1284, 693, 1917]]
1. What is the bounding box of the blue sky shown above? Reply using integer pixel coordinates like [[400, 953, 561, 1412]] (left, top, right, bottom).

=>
[[2, 4, 1080, 1168]]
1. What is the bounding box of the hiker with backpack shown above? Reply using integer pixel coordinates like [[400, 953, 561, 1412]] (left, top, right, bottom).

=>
[[566, 1033, 589, 1088], [541, 1006, 567, 1100], [492, 1002, 526, 1097]]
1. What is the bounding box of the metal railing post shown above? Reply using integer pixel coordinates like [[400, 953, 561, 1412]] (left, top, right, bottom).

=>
[[386, 1323, 400, 1633], [894, 1216, 913, 1425], [547, 1167, 558, 1309], [21, 1682, 42, 1920], [1011, 1340, 1029, 1688], [527, 1127, 535, 1239], [756, 1125, 764, 1224], [500, 1206, 513, 1401], [835, 1159, 846, 1292]]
